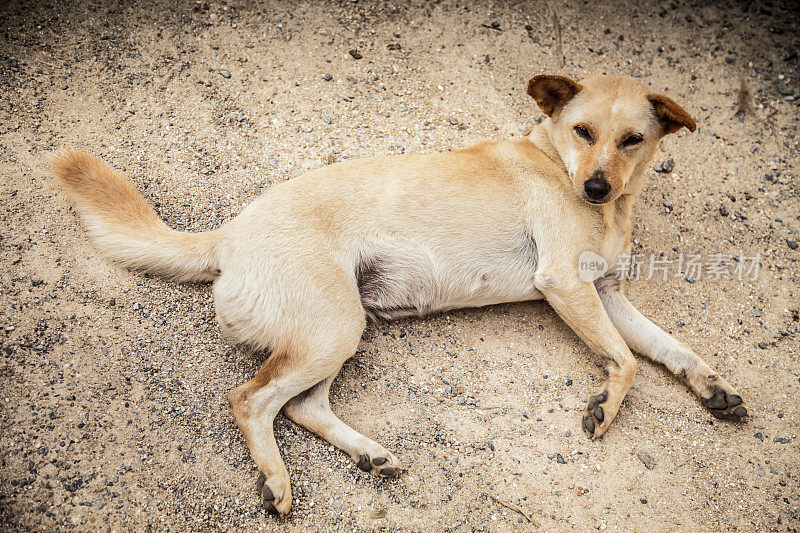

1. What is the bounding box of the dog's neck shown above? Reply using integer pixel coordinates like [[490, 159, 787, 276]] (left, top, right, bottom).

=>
[[528, 123, 566, 173]]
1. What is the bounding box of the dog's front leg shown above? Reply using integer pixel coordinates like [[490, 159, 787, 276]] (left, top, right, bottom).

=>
[[595, 276, 748, 422], [534, 268, 636, 439]]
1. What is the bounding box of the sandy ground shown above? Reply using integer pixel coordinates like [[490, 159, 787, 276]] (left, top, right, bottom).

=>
[[1, 0, 799, 531]]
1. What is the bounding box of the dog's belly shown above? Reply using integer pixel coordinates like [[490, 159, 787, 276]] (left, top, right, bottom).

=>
[[355, 233, 541, 320]]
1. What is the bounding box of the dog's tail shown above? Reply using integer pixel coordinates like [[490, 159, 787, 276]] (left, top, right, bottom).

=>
[[52, 150, 221, 283]]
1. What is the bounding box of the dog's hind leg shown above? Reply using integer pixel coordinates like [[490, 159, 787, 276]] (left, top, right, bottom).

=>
[[282, 367, 401, 478], [225, 283, 366, 516], [228, 351, 299, 516], [595, 276, 747, 422]]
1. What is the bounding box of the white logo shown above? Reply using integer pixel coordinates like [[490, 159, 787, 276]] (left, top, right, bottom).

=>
[[578, 250, 608, 282]]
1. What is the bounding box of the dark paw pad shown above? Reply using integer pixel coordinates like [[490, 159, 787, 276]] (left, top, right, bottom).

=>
[[587, 393, 607, 411], [702, 386, 728, 410], [583, 392, 608, 438], [356, 454, 372, 472], [727, 395, 742, 407], [725, 405, 748, 421], [378, 466, 399, 478], [709, 409, 725, 420], [256, 473, 279, 514], [702, 386, 747, 422], [582, 415, 595, 435]]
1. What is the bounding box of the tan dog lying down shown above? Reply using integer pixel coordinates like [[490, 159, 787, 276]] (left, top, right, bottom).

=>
[[54, 74, 747, 516]]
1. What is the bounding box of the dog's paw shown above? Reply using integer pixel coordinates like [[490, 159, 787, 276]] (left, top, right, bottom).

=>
[[582, 391, 610, 440], [256, 471, 292, 516], [685, 367, 748, 422], [354, 449, 402, 478], [702, 385, 748, 422]]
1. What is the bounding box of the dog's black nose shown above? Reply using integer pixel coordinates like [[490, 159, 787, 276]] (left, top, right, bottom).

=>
[[584, 177, 611, 201]]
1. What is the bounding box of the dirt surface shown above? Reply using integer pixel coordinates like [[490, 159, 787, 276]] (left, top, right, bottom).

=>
[[1, 0, 799, 531]]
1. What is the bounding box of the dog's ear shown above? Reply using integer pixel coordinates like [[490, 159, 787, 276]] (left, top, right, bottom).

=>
[[527, 75, 582, 116], [648, 94, 696, 134]]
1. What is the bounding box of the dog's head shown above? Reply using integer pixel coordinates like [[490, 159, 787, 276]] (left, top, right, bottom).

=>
[[527, 74, 695, 204]]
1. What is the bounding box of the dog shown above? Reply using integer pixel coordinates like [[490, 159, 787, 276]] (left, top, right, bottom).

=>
[[53, 74, 748, 516]]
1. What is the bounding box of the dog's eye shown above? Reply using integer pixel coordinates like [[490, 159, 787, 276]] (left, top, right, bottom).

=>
[[621, 135, 643, 147], [574, 125, 592, 142]]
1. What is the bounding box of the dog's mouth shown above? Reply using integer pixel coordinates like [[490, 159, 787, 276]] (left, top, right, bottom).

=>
[[583, 196, 612, 205]]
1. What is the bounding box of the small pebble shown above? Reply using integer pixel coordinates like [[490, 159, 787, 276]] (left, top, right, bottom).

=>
[[655, 158, 675, 173], [637, 451, 656, 470]]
